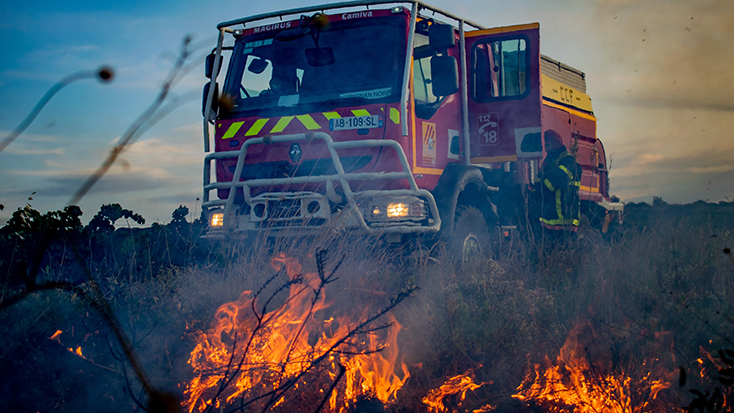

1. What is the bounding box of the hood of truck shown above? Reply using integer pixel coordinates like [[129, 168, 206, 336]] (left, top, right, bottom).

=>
[[214, 103, 404, 188]]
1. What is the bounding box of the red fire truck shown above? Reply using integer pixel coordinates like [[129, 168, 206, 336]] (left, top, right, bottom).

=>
[[201, 0, 623, 259]]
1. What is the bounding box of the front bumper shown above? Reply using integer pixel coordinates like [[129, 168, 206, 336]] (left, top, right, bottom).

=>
[[202, 132, 441, 238]]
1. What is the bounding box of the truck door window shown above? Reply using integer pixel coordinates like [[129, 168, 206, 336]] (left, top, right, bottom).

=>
[[472, 38, 528, 100], [413, 33, 438, 105], [413, 32, 441, 119]]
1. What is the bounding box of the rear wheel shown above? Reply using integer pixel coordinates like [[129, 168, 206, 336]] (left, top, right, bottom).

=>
[[451, 206, 493, 267]]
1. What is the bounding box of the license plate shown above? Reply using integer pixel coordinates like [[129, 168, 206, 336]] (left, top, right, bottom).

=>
[[329, 115, 383, 131]]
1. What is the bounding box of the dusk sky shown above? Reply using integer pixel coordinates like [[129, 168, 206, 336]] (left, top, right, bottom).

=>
[[1, 0, 733, 225]]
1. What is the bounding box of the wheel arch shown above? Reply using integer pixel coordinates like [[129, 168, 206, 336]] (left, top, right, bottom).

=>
[[432, 163, 498, 237]]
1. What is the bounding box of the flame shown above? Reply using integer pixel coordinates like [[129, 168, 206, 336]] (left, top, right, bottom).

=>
[[49, 330, 63, 342], [66, 346, 85, 359], [422, 371, 485, 412], [182, 254, 409, 412], [513, 323, 675, 412], [50, 330, 86, 360]]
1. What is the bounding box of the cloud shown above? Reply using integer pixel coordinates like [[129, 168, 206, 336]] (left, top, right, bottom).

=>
[[3, 147, 65, 156], [5, 171, 169, 198], [636, 154, 663, 164], [27, 45, 99, 59], [611, 148, 734, 202]]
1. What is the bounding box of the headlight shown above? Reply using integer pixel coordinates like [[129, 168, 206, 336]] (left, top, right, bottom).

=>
[[386, 203, 408, 218], [210, 213, 224, 227], [367, 197, 426, 221]]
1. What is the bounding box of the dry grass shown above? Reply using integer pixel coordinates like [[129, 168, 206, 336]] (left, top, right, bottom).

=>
[[1, 207, 733, 411]]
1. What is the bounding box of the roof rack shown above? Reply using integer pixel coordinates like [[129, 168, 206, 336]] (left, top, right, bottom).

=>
[[217, 0, 487, 31]]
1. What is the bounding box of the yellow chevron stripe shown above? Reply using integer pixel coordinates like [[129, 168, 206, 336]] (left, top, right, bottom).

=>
[[245, 118, 268, 136], [323, 112, 341, 120], [390, 107, 400, 124], [222, 121, 244, 139], [351, 109, 370, 117], [296, 114, 321, 130], [270, 116, 294, 133]]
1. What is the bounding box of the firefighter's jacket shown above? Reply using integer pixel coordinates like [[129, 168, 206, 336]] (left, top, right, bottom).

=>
[[538, 146, 582, 230]]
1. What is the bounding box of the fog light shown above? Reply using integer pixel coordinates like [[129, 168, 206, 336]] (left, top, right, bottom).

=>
[[253, 203, 266, 218], [210, 213, 224, 227], [307, 200, 320, 214], [386, 203, 408, 218], [409, 201, 426, 218]]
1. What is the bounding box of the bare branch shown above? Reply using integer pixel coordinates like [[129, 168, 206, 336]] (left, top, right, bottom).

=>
[[0, 67, 113, 155]]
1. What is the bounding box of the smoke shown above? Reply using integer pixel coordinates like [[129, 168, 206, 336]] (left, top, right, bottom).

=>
[[588, 0, 734, 111], [580, 0, 734, 202]]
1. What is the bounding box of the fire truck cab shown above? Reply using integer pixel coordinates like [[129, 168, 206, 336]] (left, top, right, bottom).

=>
[[201, 0, 623, 257]]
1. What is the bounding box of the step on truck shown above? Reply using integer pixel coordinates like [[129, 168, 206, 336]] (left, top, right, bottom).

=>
[[201, 0, 624, 258]]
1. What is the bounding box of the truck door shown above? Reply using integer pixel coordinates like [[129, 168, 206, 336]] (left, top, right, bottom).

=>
[[464, 23, 542, 166]]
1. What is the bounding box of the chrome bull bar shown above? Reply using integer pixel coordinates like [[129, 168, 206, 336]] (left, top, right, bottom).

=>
[[203, 132, 441, 236]]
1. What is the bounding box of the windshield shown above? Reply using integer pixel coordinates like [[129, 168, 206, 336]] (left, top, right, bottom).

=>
[[222, 15, 406, 115]]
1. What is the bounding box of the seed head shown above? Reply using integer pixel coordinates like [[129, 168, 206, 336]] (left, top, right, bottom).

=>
[[97, 66, 115, 82]]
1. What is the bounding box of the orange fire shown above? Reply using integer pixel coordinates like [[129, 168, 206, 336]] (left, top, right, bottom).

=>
[[69, 346, 85, 358], [182, 254, 409, 412], [513, 323, 675, 412], [49, 330, 87, 359], [49, 329, 63, 342], [422, 370, 486, 413]]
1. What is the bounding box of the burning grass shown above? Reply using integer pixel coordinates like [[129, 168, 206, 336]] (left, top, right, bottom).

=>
[[513, 322, 677, 412], [1, 205, 734, 411], [182, 252, 413, 413]]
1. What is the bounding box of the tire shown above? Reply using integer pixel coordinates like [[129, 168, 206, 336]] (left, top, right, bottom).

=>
[[451, 206, 494, 267]]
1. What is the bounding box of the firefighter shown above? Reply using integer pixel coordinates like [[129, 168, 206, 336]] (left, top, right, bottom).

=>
[[537, 129, 582, 240]]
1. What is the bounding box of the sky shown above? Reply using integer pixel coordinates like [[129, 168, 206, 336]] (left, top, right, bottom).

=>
[[1, 0, 733, 226]]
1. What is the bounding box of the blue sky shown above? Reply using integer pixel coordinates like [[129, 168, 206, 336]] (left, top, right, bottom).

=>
[[2, 0, 733, 225]]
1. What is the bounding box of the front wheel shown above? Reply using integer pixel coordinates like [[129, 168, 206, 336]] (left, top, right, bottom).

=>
[[451, 206, 495, 267]]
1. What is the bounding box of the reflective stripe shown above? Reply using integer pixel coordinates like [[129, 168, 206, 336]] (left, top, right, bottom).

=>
[[540, 217, 580, 226], [544, 178, 555, 192], [296, 114, 321, 130], [540, 219, 580, 229], [245, 118, 269, 136], [323, 111, 341, 120], [270, 116, 294, 133], [555, 190, 564, 220], [222, 122, 244, 139], [351, 109, 371, 117], [558, 164, 574, 180]]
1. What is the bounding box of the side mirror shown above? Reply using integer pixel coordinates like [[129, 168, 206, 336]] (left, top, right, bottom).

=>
[[305, 47, 335, 67], [202, 82, 219, 118], [205, 53, 222, 79], [429, 23, 456, 50], [430, 56, 459, 96]]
